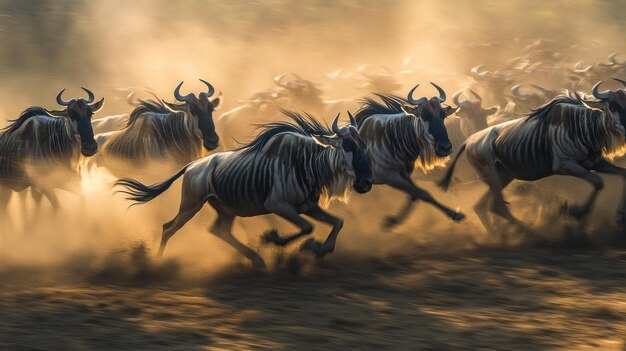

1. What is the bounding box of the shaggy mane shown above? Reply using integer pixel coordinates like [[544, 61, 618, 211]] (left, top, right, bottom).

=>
[[239, 110, 333, 154], [353, 93, 407, 127], [2, 107, 65, 134]]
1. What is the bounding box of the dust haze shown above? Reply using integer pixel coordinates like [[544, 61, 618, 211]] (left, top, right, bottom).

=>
[[0, 0, 624, 278], [3, 2, 626, 350]]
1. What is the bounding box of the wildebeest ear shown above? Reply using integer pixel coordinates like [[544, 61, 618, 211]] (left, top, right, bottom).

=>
[[90, 98, 105, 113], [162, 100, 187, 112], [443, 105, 459, 117], [312, 134, 341, 147], [211, 94, 222, 110], [403, 105, 428, 121]]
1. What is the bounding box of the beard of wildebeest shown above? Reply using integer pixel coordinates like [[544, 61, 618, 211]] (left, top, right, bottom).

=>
[[68, 100, 98, 157]]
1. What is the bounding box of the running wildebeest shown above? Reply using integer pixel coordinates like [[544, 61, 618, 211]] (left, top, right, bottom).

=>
[[354, 83, 466, 229], [115, 112, 373, 268], [440, 79, 626, 234], [448, 89, 495, 144], [90, 91, 157, 134], [95, 80, 221, 173], [0, 88, 103, 211], [413, 89, 498, 185], [218, 73, 358, 149]]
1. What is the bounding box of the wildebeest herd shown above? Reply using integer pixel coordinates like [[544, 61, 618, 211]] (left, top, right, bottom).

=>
[[2, 49, 626, 268]]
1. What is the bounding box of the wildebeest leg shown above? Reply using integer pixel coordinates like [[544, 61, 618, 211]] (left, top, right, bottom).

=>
[[261, 202, 314, 246], [40, 189, 60, 213], [299, 205, 343, 257], [16, 189, 41, 234], [0, 188, 13, 236], [382, 195, 416, 229], [474, 166, 532, 240], [590, 159, 626, 226], [383, 173, 465, 229], [486, 174, 514, 222], [158, 193, 204, 257], [473, 191, 496, 235], [208, 198, 266, 268], [554, 160, 603, 220], [483, 173, 532, 240]]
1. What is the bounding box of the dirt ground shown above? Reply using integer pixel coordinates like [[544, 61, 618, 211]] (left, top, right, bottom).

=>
[[1, 242, 625, 351]]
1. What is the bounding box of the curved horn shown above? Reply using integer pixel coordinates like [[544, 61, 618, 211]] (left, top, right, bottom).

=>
[[199, 79, 215, 97], [470, 65, 488, 77], [430, 82, 446, 103], [174, 81, 195, 103], [573, 62, 592, 73], [126, 91, 139, 106], [81, 87, 95, 103], [347, 110, 357, 127], [56, 89, 71, 106], [613, 77, 626, 88], [274, 74, 288, 87], [592, 81, 613, 100], [530, 84, 550, 96], [469, 89, 482, 104], [331, 113, 341, 134], [511, 84, 530, 98], [407, 84, 428, 105]]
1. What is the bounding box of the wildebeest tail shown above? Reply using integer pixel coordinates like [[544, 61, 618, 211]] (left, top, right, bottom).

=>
[[438, 143, 466, 191], [115, 164, 190, 204]]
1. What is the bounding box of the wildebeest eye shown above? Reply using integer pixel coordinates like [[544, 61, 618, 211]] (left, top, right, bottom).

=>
[[609, 106, 616, 112]]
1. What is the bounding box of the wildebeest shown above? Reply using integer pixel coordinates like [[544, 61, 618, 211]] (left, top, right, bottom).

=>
[[412, 89, 498, 185], [90, 91, 157, 134], [510, 83, 558, 111], [440, 79, 626, 234], [218, 73, 359, 150], [0, 88, 103, 210], [115, 112, 373, 268], [449, 89, 496, 143], [95, 80, 221, 173], [354, 83, 465, 229], [217, 89, 283, 150], [470, 65, 513, 107], [567, 54, 626, 90]]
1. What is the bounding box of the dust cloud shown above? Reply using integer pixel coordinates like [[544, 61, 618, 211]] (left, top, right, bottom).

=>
[[0, 0, 624, 281]]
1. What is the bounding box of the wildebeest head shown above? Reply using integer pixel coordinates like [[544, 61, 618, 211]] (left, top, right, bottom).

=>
[[452, 89, 496, 130], [56, 87, 104, 157], [510, 84, 557, 109], [592, 78, 626, 134], [163, 79, 221, 151], [470, 65, 513, 87], [274, 73, 323, 102], [403, 83, 456, 157], [313, 112, 373, 194]]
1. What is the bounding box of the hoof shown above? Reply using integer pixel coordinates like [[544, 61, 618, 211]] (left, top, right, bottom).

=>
[[382, 216, 400, 229], [452, 211, 466, 222], [261, 229, 287, 246], [251, 256, 267, 269], [299, 238, 328, 258]]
